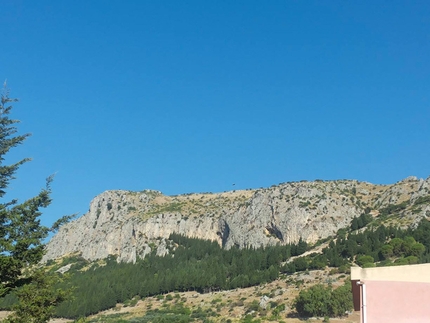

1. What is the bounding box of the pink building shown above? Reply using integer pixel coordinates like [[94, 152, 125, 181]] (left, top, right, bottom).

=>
[[351, 263, 430, 323]]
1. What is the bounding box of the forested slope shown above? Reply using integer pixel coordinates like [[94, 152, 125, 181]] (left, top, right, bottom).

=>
[[2, 176, 430, 321], [3, 215, 430, 320]]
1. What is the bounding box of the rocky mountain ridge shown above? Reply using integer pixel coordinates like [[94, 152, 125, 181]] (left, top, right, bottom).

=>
[[43, 176, 430, 263]]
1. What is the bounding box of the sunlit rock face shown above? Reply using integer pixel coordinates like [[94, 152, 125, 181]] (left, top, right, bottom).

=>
[[43, 176, 430, 263]]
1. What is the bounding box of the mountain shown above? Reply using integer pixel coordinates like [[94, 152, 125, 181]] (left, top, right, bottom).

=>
[[43, 176, 430, 263]]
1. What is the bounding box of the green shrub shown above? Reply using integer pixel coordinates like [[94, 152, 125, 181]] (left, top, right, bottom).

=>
[[294, 283, 352, 318], [356, 255, 374, 267], [165, 294, 173, 301]]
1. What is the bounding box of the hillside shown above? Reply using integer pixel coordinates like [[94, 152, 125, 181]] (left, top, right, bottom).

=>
[[66, 274, 360, 323], [27, 214, 430, 321], [2, 174, 430, 322], [43, 176, 430, 263]]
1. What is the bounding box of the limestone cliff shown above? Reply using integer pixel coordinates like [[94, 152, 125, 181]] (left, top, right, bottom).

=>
[[43, 176, 430, 263]]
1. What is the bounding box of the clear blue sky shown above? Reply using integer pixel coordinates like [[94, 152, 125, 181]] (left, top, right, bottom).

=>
[[1, 1, 429, 228]]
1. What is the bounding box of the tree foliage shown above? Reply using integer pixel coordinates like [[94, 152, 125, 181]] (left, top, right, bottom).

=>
[[0, 85, 51, 295], [0, 85, 66, 322], [294, 283, 352, 318], [3, 270, 67, 323], [350, 212, 372, 231], [49, 234, 302, 318]]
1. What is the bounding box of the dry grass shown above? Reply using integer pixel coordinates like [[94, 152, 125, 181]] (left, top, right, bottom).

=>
[[82, 270, 359, 323]]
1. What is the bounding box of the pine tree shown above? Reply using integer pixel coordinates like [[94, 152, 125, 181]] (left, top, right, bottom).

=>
[[0, 84, 51, 296], [0, 84, 67, 322], [3, 270, 67, 323]]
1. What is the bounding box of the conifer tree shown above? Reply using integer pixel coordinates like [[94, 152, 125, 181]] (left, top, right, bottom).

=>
[[0, 84, 67, 322], [0, 84, 51, 295]]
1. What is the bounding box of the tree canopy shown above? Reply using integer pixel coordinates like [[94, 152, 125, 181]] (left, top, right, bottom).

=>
[[0, 84, 66, 322]]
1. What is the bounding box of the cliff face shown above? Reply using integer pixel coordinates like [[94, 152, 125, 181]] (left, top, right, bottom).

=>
[[43, 176, 430, 263]]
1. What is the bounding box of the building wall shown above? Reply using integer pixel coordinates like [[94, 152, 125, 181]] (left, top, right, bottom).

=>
[[364, 280, 430, 323], [351, 279, 361, 311]]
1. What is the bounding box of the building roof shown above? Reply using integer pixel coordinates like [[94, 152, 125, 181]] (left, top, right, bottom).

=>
[[351, 263, 430, 283]]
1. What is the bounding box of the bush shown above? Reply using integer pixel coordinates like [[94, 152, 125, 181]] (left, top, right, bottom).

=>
[[330, 284, 353, 316], [272, 303, 285, 316], [356, 255, 374, 267], [294, 284, 331, 317], [165, 294, 173, 301], [294, 283, 352, 318]]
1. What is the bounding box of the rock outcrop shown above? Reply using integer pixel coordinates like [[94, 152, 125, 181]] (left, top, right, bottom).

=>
[[43, 176, 430, 263]]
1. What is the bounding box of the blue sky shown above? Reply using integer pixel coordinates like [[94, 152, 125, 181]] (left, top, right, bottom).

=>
[[1, 1, 429, 228]]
